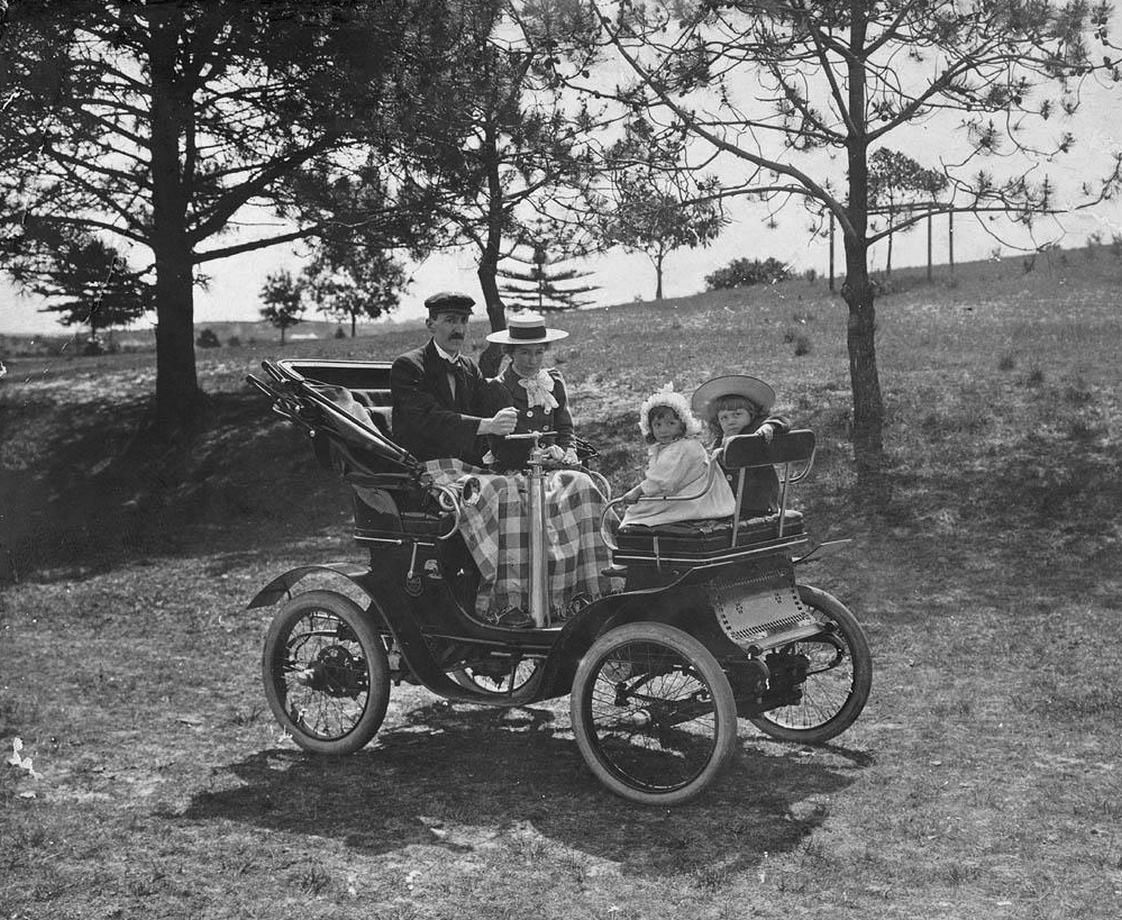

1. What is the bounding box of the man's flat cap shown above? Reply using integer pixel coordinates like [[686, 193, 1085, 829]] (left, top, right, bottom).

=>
[[424, 291, 475, 314]]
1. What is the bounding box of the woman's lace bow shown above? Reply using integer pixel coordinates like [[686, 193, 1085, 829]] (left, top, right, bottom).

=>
[[518, 370, 559, 411]]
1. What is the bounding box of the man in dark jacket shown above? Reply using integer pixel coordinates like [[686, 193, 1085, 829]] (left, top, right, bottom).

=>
[[390, 291, 517, 465]]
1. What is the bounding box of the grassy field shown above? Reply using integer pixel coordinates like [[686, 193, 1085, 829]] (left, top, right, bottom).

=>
[[2, 250, 1121, 919]]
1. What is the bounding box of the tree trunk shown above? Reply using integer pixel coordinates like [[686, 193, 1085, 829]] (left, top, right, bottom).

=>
[[149, 15, 200, 429], [840, 237, 885, 475], [472, 118, 509, 376], [477, 258, 504, 377], [654, 250, 664, 300], [351, 311, 357, 337], [843, 8, 885, 478]]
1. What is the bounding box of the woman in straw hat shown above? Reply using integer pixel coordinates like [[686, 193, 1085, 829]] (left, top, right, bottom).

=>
[[484, 311, 578, 472], [433, 310, 611, 629]]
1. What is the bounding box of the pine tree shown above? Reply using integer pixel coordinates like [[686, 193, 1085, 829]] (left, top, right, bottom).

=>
[[497, 244, 598, 313]]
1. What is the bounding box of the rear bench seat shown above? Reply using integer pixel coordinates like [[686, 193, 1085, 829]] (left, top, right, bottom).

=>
[[615, 510, 805, 561], [348, 388, 393, 437]]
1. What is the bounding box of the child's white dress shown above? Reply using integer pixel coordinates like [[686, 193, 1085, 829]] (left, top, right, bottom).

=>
[[621, 437, 736, 527]]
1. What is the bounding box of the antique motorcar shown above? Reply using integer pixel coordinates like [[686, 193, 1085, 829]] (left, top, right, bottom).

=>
[[245, 357, 872, 805]]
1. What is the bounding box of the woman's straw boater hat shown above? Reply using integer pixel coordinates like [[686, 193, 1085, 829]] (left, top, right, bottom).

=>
[[485, 311, 569, 345], [691, 375, 776, 419]]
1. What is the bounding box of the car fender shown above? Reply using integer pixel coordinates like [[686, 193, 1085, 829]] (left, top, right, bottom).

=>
[[246, 562, 379, 610]]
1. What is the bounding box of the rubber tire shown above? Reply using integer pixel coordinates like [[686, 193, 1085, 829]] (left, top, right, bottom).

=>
[[748, 585, 872, 744], [263, 589, 390, 755], [571, 621, 738, 806]]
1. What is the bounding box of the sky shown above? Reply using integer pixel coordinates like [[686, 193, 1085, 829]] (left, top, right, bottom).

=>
[[3, 72, 1121, 337], [5, 190, 1118, 337]]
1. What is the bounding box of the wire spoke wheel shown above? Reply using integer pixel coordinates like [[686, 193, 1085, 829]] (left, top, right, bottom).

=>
[[571, 622, 736, 805], [749, 585, 872, 744], [263, 590, 390, 755]]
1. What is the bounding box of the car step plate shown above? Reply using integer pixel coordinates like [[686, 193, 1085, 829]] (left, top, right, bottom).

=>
[[708, 562, 821, 652]]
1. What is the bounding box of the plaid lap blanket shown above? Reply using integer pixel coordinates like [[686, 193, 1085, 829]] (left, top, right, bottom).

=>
[[424, 459, 613, 621]]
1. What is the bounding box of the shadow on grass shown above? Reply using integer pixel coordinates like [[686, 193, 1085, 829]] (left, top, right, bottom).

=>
[[1, 389, 347, 582], [182, 702, 863, 880]]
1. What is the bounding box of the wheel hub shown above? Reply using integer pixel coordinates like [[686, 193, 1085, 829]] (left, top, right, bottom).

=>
[[293, 645, 367, 698]]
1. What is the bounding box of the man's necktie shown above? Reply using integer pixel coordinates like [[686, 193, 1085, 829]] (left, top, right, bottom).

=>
[[446, 358, 465, 404]]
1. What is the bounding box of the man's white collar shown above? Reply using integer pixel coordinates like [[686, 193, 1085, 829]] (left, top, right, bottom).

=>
[[433, 342, 462, 363]]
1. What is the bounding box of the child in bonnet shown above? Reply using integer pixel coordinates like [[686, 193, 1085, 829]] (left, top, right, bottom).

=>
[[621, 384, 736, 527]]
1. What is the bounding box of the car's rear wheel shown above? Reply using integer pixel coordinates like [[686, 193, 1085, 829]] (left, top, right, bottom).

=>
[[749, 585, 871, 744]]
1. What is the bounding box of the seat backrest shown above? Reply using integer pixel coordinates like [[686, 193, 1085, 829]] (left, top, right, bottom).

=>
[[275, 357, 393, 391], [354, 402, 393, 437], [720, 429, 815, 542], [721, 429, 816, 470], [262, 358, 409, 462], [301, 382, 411, 468]]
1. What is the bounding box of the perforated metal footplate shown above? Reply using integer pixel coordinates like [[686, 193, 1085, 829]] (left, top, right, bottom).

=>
[[707, 561, 822, 652]]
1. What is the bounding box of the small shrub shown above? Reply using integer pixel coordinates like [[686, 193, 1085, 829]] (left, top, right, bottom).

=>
[[803, 267, 818, 283], [872, 273, 928, 297], [954, 406, 990, 435], [922, 405, 988, 438], [1024, 366, 1045, 387], [705, 257, 792, 290], [334, 326, 347, 339], [948, 863, 982, 886], [1111, 233, 1122, 258], [1067, 418, 1101, 441], [920, 411, 942, 438], [871, 275, 897, 295], [693, 864, 728, 893], [294, 861, 331, 896], [997, 352, 1016, 372], [226, 335, 241, 348], [195, 328, 220, 348], [793, 333, 812, 356], [1063, 377, 1093, 406]]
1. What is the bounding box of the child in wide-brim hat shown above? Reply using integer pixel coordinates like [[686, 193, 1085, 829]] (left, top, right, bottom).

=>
[[691, 374, 792, 517]]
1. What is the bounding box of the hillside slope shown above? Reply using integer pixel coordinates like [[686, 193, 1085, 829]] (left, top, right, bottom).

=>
[[1, 247, 1119, 587]]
